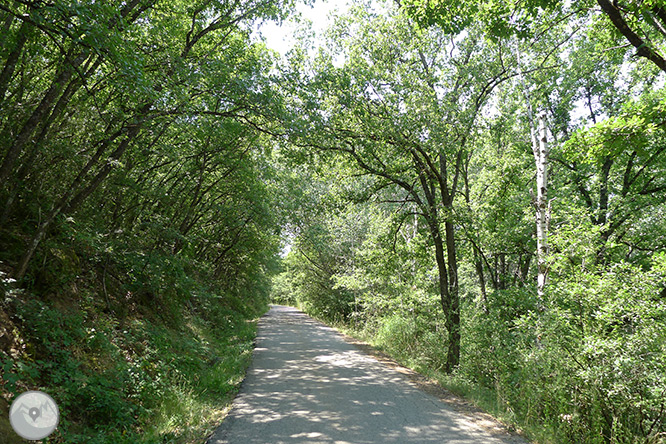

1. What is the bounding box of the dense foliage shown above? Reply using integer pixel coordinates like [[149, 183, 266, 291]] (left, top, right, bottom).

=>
[[0, 0, 290, 442], [2, 0, 665, 443], [274, 1, 666, 443]]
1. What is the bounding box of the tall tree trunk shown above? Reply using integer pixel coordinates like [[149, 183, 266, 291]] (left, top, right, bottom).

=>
[[0, 20, 31, 104], [435, 147, 462, 371], [0, 50, 87, 185], [519, 253, 531, 285], [533, 111, 549, 304], [430, 220, 453, 363], [443, 218, 460, 371], [474, 246, 489, 312]]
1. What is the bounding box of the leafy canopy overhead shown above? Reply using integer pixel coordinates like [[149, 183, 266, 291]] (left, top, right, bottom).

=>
[[401, 0, 666, 73], [400, 0, 561, 37]]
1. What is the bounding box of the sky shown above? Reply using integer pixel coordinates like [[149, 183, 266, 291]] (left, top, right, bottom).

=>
[[252, 0, 352, 257], [252, 0, 351, 56]]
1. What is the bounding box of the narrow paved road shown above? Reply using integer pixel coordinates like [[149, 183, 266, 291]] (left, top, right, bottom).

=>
[[207, 305, 528, 444]]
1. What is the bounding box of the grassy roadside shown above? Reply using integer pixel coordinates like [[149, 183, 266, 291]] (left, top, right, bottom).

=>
[[337, 324, 549, 443], [1, 282, 263, 444], [293, 308, 551, 444], [355, 327, 571, 443]]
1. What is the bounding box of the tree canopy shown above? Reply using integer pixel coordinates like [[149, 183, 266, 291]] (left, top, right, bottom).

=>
[[1, 0, 665, 442]]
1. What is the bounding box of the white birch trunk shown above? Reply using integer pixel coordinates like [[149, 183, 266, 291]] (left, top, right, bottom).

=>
[[532, 111, 549, 304], [515, 45, 550, 329]]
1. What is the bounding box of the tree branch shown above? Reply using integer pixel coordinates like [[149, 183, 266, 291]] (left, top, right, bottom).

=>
[[597, 0, 666, 72]]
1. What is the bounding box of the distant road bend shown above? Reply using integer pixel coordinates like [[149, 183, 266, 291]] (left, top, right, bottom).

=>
[[207, 305, 529, 444]]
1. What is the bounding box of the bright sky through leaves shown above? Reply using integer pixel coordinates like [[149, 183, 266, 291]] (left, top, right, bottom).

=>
[[252, 0, 351, 55]]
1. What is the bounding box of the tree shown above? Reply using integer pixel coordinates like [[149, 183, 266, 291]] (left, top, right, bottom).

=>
[[0, 0, 293, 279], [595, 0, 666, 73], [283, 3, 519, 371], [532, 111, 550, 302], [401, 0, 666, 74]]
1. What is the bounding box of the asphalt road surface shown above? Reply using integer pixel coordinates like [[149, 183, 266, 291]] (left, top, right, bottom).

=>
[[207, 305, 529, 444]]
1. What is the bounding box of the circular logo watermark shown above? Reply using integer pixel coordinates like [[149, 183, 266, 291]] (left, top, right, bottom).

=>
[[9, 391, 59, 440]]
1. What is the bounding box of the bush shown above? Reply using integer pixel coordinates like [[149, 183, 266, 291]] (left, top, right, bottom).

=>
[[373, 313, 448, 372], [456, 261, 666, 444], [1, 277, 264, 443]]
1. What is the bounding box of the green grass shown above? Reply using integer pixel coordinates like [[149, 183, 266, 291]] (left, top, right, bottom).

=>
[[0, 290, 261, 444], [332, 320, 554, 444], [431, 371, 558, 443], [139, 316, 257, 444]]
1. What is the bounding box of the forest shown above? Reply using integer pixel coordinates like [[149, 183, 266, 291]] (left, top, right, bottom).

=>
[[0, 0, 665, 443]]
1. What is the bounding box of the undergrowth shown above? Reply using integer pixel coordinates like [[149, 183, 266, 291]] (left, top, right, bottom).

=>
[[0, 286, 261, 444], [0, 227, 268, 443], [330, 316, 559, 444], [298, 270, 666, 444]]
